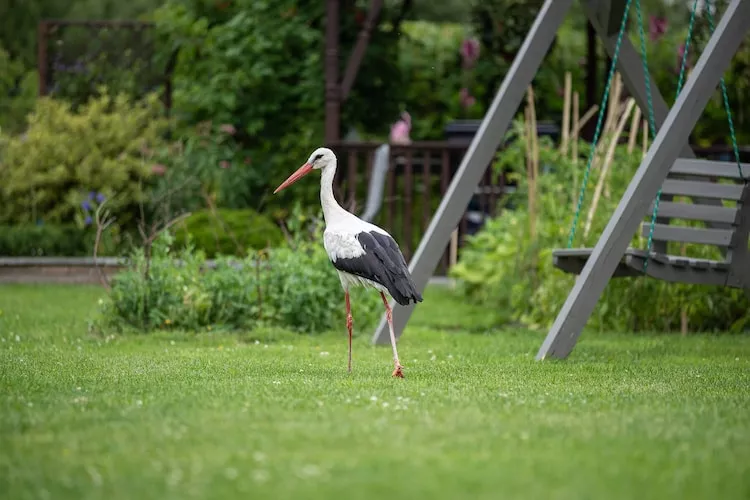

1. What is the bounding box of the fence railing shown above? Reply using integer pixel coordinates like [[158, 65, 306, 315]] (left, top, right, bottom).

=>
[[327, 141, 509, 275]]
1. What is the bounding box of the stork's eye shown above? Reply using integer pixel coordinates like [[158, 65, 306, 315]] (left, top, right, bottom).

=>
[[313, 154, 323, 163]]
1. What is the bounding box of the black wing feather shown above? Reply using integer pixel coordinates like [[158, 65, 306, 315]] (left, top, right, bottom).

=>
[[331, 231, 423, 306]]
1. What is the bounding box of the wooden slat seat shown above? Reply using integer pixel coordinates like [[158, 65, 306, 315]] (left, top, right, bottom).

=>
[[552, 158, 750, 289]]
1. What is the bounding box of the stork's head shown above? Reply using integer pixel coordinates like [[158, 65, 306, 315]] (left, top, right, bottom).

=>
[[273, 147, 336, 194]]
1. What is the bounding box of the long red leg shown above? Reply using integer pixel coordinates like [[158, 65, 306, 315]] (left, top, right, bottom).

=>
[[380, 292, 404, 378], [345, 290, 353, 373]]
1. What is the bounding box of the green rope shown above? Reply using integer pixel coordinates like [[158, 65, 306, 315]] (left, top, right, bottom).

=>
[[567, 0, 633, 248], [705, 0, 745, 181], [641, 0, 700, 272]]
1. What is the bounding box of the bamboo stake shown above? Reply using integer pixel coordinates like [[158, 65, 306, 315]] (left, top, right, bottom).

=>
[[641, 118, 649, 159], [583, 98, 636, 238], [627, 105, 642, 153], [524, 94, 537, 240], [449, 229, 458, 269], [573, 104, 600, 136], [560, 71, 572, 155], [571, 91, 580, 212], [571, 91, 580, 164]]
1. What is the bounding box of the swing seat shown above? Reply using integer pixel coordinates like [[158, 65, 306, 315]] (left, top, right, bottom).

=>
[[553, 158, 750, 289]]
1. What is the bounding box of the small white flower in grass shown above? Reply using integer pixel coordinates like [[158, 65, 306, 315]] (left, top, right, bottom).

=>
[[15, 335, 20, 342], [370, 395, 378, 402], [430, 355, 436, 361], [298, 464, 321, 478], [97, 298, 104, 305], [272, 380, 281, 385], [382, 402, 389, 408], [136, 400, 143, 407], [448, 354, 453, 359], [170, 341, 175, 346], [319, 351, 330, 356], [254, 340, 260, 345]]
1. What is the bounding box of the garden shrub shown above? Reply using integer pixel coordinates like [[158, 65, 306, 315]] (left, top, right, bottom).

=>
[[172, 208, 284, 258], [0, 224, 121, 257], [97, 229, 381, 335], [451, 119, 750, 333], [0, 90, 168, 225]]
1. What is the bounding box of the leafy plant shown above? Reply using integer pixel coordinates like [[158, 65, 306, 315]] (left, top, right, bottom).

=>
[[451, 117, 750, 333], [172, 208, 284, 258], [97, 227, 381, 335], [0, 223, 121, 257], [0, 90, 169, 226]]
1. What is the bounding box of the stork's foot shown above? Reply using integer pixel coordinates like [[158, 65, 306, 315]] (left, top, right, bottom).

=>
[[392, 364, 404, 378]]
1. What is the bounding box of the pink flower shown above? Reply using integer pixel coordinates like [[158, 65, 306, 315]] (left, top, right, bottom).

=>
[[220, 160, 230, 169], [219, 124, 236, 135], [390, 112, 412, 144], [459, 88, 476, 109], [151, 164, 167, 176], [649, 15, 668, 42], [460, 38, 481, 68]]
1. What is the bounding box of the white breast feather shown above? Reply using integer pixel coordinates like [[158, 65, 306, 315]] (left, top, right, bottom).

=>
[[324, 231, 366, 261]]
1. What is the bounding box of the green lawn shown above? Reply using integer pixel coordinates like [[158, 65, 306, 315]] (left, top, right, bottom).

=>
[[1, 284, 749, 500]]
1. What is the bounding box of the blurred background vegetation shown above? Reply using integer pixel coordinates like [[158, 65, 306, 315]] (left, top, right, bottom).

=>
[[1, 0, 748, 334]]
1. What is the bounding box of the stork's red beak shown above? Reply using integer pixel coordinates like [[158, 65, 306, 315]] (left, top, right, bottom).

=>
[[273, 163, 313, 194]]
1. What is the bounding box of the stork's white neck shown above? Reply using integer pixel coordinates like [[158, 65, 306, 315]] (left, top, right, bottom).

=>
[[320, 162, 349, 225]]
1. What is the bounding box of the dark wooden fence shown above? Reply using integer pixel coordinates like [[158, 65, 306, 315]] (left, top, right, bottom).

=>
[[327, 141, 509, 275]]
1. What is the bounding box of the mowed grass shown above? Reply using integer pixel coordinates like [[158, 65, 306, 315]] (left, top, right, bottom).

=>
[[1, 284, 749, 500]]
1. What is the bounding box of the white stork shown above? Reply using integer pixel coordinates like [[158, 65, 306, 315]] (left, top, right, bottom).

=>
[[274, 147, 423, 378]]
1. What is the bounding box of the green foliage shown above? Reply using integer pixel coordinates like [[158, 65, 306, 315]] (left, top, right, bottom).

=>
[[396, 21, 474, 140], [172, 208, 284, 258], [151, 0, 326, 208], [451, 119, 750, 333], [0, 224, 121, 257], [0, 91, 169, 225], [0, 46, 37, 135], [691, 0, 750, 145], [152, 0, 409, 210], [98, 229, 381, 334]]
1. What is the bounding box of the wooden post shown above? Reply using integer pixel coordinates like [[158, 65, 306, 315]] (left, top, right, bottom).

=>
[[325, 0, 341, 144], [340, 0, 383, 101], [37, 21, 50, 96]]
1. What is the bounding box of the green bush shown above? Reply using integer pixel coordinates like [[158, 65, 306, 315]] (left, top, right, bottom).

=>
[[451, 119, 750, 333], [0, 224, 121, 257], [97, 230, 381, 334], [172, 208, 284, 258], [0, 90, 168, 225]]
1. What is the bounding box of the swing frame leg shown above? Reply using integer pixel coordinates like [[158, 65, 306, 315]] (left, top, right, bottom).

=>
[[537, 0, 750, 360]]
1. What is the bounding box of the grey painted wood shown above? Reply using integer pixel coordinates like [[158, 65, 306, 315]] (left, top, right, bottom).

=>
[[647, 201, 738, 224], [370, 0, 575, 345], [538, 0, 750, 360], [670, 158, 749, 180], [623, 253, 730, 286], [592, 0, 629, 35], [552, 248, 642, 277], [726, 183, 750, 288], [583, 1, 733, 245], [661, 179, 745, 201], [641, 223, 734, 246]]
